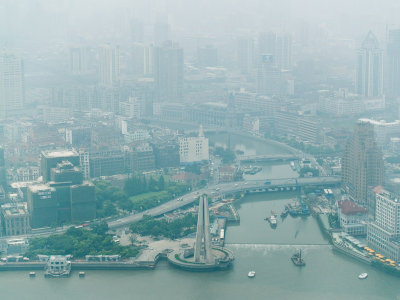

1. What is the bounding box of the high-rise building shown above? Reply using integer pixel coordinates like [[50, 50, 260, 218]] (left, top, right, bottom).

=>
[[258, 32, 292, 70], [153, 41, 184, 102], [342, 120, 384, 206], [367, 188, 400, 262], [0, 53, 24, 117], [258, 32, 276, 58], [154, 18, 170, 45], [386, 29, 400, 99], [356, 31, 383, 98], [99, 45, 120, 86], [257, 54, 281, 96], [275, 34, 292, 70], [70, 47, 88, 75], [0, 147, 5, 188], [237, 37, 255, 74]]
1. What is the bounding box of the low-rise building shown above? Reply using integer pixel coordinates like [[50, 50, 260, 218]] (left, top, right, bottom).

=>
[[1, 203, 30, 236], [337, 200, 368, 236]]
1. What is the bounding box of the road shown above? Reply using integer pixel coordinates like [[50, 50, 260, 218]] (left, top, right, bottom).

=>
[[108, 176, 340, 229]]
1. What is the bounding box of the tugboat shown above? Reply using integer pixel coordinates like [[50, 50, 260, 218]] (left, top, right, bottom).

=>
[[291, 249, 305, 266], [281, 208, 289, 219], [268, 215, 277, 228]]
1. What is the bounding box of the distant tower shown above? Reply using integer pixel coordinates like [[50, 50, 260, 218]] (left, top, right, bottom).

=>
[[0, 146, 6, 189], [153, 41, 183, 102], [257, 54, 281, 96], [70, 47, 88, 75], [237, 37, 255, 74], [99, 45, 120, 86], [386, 29, 400, 99], [342, 120, 384, 206], [194, 195, 214, 263], [154, 17, 170, 45], [0, 53, 24, 117], [356, 31, 383, 98]]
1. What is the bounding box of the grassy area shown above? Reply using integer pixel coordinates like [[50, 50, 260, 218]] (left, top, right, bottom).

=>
[[24, 223, 139, 259], [129, 183, 189, 212]]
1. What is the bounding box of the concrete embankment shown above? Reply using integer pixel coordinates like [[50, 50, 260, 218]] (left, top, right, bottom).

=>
[[0, 261, 157, 271], [332, 243, 371, 265]]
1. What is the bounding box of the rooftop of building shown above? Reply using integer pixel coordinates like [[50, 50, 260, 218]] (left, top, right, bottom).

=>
[[28, 183, 55, 193], [42, 149, 78, 158], [1, 203, 28, 216], [338, 200, 367, 216]]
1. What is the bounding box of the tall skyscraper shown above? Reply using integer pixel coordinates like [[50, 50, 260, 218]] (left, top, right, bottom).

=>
[[342, 120, 384, 206], [275, 34, 292, 70], [0, 147, 6, 189], [257, 54, 281, 96], [258, 32, 292, 70], [99, 45, 120, 86], [0, 53, 24, 117], [70, 47, 88, 75], [237, 37, 255, 74], [153, 41, 183, 102], [356, 31, 383, 98], [258, 32, 276, 57], [386, 29, 400, 99]]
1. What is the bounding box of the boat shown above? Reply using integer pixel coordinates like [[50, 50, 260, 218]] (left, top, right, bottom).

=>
[[266, 215, 277, 228], [281, 209, 289, 218], [248, 271, 256, 278], [29, 272, 36, 278], [358, 273, 368, 279], [291, 249, 305, 266], [79, 271, 86, 277]]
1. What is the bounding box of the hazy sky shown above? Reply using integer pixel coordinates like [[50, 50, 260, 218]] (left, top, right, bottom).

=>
[[1, 0, 399, 48]]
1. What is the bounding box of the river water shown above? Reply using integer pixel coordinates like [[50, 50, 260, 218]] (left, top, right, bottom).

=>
[[3, 133, 400, 299]]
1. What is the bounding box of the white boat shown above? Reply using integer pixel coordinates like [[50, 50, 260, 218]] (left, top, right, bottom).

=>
[[358, 273, 368, 279], [248, 271, 256, 278]]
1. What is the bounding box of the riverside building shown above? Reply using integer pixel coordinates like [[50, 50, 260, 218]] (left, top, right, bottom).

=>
[[367, 188, 400, 262], [342, 120, 384, 206]]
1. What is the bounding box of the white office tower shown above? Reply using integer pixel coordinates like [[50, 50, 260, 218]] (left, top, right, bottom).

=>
[[0, 53, 24, 118], [99, 45, 120, 86], [356, 31, 383, 98], [179, 125, 209, 164]]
